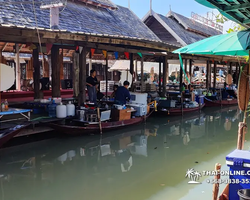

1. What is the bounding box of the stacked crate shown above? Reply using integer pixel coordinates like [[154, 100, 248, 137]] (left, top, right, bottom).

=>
[[135, 81, 146, 92], [146, 83, 156, 92], [100, 81, 115, 93]]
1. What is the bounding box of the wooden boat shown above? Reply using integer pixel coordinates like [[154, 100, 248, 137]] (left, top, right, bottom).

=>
[[204, 97, 238, 107], [0, 123, 30, 148], [49, 110, 154, 136], [158, 104, 205, 116]]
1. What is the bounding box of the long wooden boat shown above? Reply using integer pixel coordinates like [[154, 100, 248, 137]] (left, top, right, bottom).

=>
[[158, 104, 205, 116], [49, 110, 153, 136], [0, 123, 30, 148], [204, 97, 238, 107]]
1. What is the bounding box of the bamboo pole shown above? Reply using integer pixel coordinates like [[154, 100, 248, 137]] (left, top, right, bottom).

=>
[[212, 163, 221, 200], [97, 107, 102, 134]]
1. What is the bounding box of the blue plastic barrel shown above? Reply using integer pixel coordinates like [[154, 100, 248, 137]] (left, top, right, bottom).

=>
[[48, 100, 57, 118]]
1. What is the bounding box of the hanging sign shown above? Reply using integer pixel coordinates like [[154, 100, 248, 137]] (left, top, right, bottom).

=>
[[137, 52, 142, 58]]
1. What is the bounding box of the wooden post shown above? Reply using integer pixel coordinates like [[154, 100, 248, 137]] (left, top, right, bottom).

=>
[[89, 52, 92, 76], [33, 46, 40, 100], [73, 52, 79, 98], [184, 59, 187, 83], [208, 61, 212, 90], [135, 59, 138, 81], [189, 59, 192, 83], [106, 52, 108, 98], [213, 61, 217, 91], [79, 46, 87, 105], [51, 45, 61, 98], [166, 58, 169, 84], [141, 56, 144, 92], [162, 56, 167, 96], [179, 63, 183, 92], [236, 62, 239, 84], [206, 60, 209, 90], [15, 44, 20, 90], [229, 62, 233, 74], [158, 57, 162, 94]]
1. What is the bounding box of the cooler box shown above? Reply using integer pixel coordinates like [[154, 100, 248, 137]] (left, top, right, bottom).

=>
[[158, 100, 176, 108], [226, 149, 250, 200], [195, 95, 204, 105], [130, 92, 147, 105], [129, 104, 147, 116], [111, 108, 131, 121]]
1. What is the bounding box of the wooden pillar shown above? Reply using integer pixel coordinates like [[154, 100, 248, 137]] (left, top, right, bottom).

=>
[[51, 45, 61, 98], [162, 56, 167, 96], [140, 56, 144, 92], [59, 50, 64, 81], [158, 57, 162, 94], [0, 49, 2, 64], [209, 61, 212, 89], [15, 44, 20, 90], [33, 47, 40, 99], [236, 62, 239, 84], [184, 59, 187, 83], [206, 60, 209, 90], [73, 52, 79, 98], [229, 62, 232, 74], [135, 60, 138, 81], [166, 58, 169, 83], [106, 52, 108, 98], [213, 61, 217, 91], [179, 61, 183, 92], [189, 59, 192, 83], [79, 46, 87, 105]]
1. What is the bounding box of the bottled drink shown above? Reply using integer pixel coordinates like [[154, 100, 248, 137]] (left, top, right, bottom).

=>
[[48, 100, 57, 118], [4, 99, 8, 111], [1, 102, 5, 111]]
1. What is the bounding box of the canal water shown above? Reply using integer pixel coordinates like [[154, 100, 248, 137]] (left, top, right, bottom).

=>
[[0, 106, 248, 200]]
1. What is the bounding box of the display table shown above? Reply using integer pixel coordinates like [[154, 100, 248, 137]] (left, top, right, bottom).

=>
[[0, 108, 31, 123]]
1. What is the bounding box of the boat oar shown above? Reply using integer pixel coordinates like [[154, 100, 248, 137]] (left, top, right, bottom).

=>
[[237, 62, 250, 150], [212, 163, 221, 200], [97, 107, 102, 134]]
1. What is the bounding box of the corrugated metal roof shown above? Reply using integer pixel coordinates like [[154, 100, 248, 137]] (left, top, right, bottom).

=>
[[0, 0, 169, 45]]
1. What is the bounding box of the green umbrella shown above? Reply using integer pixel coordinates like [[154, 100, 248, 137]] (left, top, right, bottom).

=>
[[173, 30, 250, 56]]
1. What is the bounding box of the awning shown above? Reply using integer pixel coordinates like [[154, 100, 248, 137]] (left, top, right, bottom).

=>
[[195, 0, 250, 28]]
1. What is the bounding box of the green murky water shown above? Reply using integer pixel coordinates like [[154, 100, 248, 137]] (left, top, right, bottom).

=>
[[0, 106, 248, 200]]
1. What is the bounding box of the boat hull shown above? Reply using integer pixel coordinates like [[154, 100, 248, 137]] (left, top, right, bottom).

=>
[[49, 110, 154, 136], [0, 124, 30, 148], [158, 104, 205, 116], [204, 97, 238, 107]]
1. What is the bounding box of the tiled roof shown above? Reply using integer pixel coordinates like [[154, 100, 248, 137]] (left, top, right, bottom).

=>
[[158, 14, 207, 45], [87, 0, 117, 8], [169, 12, 222, 36], [0, 0, 162, 43]]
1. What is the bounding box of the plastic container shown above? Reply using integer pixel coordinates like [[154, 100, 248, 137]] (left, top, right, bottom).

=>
[[66, 101, 75, 117], [48, 100, 57, 118], [53, 97, 62, 104], [195, 95, 204, 105], [56, 102, 67, 118], [238, 189, 250, 200], [226, 149, 250, 200]]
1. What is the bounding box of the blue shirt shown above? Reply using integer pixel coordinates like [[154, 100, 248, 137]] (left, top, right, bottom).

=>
[[115, 86, 131, 105]]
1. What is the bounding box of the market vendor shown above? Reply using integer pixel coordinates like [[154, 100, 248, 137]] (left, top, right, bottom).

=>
[[115, 81, 131, 105], [110, 85, 119, 99], [86, 69, 98, 104]]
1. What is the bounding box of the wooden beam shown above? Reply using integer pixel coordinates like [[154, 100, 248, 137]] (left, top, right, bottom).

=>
[[206, 60, 209, 89], [79, 46, 87, 105], [1, 43, 8, 51], [166, 59, 169, 84], [33, 46, 40, 99], [51, 45, 61, 97]]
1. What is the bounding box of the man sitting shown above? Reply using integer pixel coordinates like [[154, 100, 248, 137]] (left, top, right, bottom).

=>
[[115, 81, 131, 105]]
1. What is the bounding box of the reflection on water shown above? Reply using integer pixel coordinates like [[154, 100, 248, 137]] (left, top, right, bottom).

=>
[[0, 106, 246, 200]]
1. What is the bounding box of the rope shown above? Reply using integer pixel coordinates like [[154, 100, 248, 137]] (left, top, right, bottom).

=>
[[32, 0, 45, 71]]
